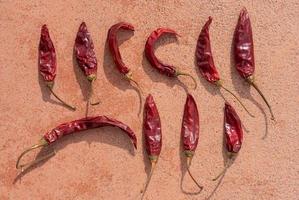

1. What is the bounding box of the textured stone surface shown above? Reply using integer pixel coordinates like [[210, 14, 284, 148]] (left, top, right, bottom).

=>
[[0, 1, 298, 199]]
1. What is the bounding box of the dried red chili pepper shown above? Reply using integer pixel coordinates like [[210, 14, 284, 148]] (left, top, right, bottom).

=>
[[107, 22, 143, 114], [213, 102, 243, 181], [196, 17, 253, 117], [181, 94, 203, 191], [233, 8, 275, 120], [39, 24, 76, 110], [74, 22, 99, 105], [16, 116, 137, 170], [107, 22, 141, 89], [145, 28, 197, 89], [141, 94, 162, 199]]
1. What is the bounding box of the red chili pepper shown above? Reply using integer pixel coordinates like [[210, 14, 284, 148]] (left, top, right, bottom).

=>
[[141, 94, 162, 199], [213, 102, 243, 181], [145, 28, 197, 89], [107, 22, 143, 115], [16, 116, 137, 170], [196, 17, 253, 117], [181, 94, 203, 191], [39, 25, 76, 110], [107, 22, 141, 88], [74, 22, 100, 105], [233, 8, 275, 120]]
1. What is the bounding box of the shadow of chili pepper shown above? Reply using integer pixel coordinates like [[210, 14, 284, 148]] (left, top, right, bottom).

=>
[[13, 127, 135, 183], [229, 42, 269, 139], [37, 62, 72, 110]]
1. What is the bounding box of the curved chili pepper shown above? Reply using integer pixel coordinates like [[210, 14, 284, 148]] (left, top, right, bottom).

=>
[[107, 22, 143, 115], [234, 8, 275, 120], [74, 22, 100, 105], [16, 116, 137, 170], [213, 102, 243, 181], [196, 17, 253, 117], [39, 25, 76, 110], [181, 94, 203, 191], [107, 22, 141, 89], [141, 94, 162, 199], [145, 28, 197, 89]]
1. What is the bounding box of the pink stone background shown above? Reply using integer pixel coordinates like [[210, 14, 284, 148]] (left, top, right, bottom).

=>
[[0, 1, 298, 199]]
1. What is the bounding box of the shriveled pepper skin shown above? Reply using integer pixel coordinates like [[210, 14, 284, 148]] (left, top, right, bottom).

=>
[[233, 8, 255, 79], [145, 28, 178, 77], [143, 94, 162, 159], [181, 94, 199, 153], [196, 17, 220, 83], [107, 22, 134, 75], [224, 103, 243, 153], [39, 25, 56, 83], [43, 116, 137, 149], [74, 22, 97, 80]]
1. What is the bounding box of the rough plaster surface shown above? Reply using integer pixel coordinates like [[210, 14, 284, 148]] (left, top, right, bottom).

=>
[[0, 1, 298, 199]]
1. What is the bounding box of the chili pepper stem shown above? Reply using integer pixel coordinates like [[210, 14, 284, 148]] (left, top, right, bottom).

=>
[[216, 81, 254, 118], [247, 77, 275, 120], [125, 72, 143, 116], [140, 160, 157, 200], [47, 86, 76, 111], [186, 156, 204, 191], [89, 81, 100, 106], [176, 72, 197, 90], [16, 138, 54, 171], [212, 155, 234, 181]]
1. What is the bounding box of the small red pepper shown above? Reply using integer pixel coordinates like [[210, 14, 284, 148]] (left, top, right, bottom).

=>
[[39, 24, 76, 110], [145, 28, 197, 89], [74, 22, 100, 105], [233, 8, 275, 120], [16, 116, 137, 170], [107, 22, 143, 115], [213, 102, 243, 181], [196, 17, 253, 117], [141, 94, 162, 199], [107, 22, 141, 88], [181, 94, 203, 191]]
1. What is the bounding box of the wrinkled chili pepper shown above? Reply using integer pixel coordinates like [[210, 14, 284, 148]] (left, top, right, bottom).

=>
[[39, 24, 76, 110], [145, 28, 197, 89], [181, 94, 203, 191], [213, 102, 243, 181], [74, 22, 100, 106], [107, 22, 142, 114], [141, 94, 162, 199], [16, 116, 137, 170], [107, 22, 142, 87], [196, 17, 253, 117], [233, 8, 275, 120]]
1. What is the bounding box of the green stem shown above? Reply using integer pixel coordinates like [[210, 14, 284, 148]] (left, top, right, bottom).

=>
[[140, 160, 156, 200], [176, 72, 197, 90], [249, 80, 275, 120], [48, 87, 76, 111]]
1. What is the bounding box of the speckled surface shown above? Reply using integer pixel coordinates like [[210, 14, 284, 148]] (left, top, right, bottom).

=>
[[0, 1, 298, 199]]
